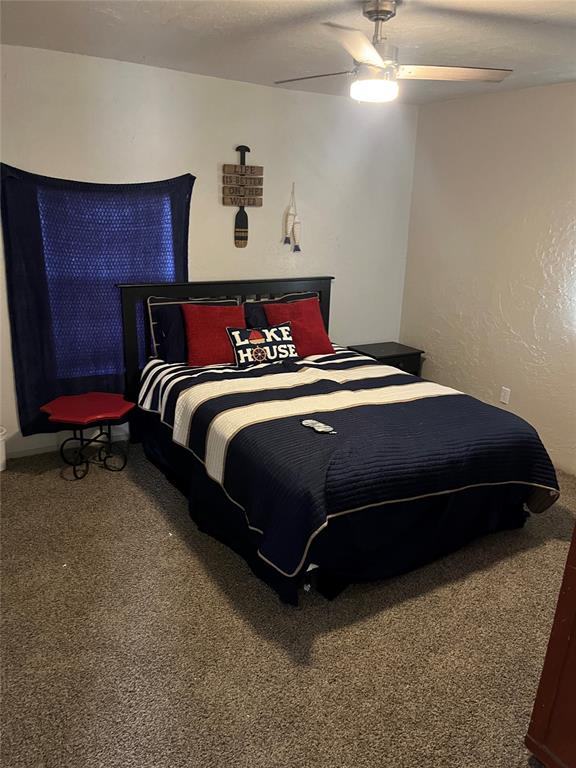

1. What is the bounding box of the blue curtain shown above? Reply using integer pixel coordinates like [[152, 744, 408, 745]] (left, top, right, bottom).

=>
[[1, 165, 194, 435]]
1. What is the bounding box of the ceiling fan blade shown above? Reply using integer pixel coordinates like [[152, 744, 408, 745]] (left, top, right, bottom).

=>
[[275, 71, 353, 85], [323, 22, 385, 68], [397, 65, 513, 82]]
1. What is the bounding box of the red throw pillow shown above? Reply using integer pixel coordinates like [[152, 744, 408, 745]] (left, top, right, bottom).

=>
[[181, 304, 245, 367], [264, 298, 334, 358]]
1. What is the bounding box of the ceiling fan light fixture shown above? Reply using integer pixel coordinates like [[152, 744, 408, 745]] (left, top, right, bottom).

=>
[[275, 2, 513, 96], [350, 76, 399, 103]]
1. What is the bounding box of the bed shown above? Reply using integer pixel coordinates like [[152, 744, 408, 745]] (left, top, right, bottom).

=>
[[120, 276, 559, 604]]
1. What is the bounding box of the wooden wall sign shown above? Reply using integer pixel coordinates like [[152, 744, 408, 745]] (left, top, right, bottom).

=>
[[223, 197, 263, 208], [223, 145, 263, 248]]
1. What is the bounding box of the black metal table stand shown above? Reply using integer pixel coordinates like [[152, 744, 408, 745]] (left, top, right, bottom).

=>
[[59, 423, 128, 480]]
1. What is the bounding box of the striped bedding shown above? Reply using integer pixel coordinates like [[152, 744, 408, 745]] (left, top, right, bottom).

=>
[[139, 346, 559, 577]]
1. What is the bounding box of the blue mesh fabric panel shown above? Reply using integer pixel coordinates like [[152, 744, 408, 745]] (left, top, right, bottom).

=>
[[1, 164, 194, 435], [39, 189, 175, 378]]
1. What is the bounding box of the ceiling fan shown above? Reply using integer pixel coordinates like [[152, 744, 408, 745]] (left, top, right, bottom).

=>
[[274, 0, 513, 102]]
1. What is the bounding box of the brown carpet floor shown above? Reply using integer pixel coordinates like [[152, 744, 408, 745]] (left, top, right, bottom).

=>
[[1, 448, 574, 768]]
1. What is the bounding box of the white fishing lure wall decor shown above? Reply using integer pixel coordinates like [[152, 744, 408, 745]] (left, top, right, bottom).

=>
[[283, 183, 302, 252]]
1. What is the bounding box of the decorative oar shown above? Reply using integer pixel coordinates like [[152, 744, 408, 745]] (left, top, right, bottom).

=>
[[234, 145, 250, 248]]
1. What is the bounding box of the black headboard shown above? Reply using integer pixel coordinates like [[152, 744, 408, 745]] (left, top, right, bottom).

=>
[[119, 276, 334, 402]]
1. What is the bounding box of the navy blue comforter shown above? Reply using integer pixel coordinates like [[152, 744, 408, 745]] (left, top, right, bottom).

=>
[[139, 347, 559, 577]]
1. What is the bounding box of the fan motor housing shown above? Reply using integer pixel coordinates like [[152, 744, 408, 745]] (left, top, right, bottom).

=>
[[363, 0, 396, 23]]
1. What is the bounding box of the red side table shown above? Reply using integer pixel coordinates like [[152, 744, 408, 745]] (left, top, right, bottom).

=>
[[41, 393, 135, 480]]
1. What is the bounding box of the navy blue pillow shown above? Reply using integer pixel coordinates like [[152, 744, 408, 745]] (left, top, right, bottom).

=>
[[226, 323, 299, 368], [148, 298, 237, 362], [244, 292, 319, 328]]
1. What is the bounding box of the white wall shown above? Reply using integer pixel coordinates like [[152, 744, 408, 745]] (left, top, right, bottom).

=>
[[401, 83, 576, 474], [0, 45, 417, 457]]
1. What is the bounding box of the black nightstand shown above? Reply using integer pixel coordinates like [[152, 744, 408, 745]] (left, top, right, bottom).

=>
[[348, 342, 424, 375]]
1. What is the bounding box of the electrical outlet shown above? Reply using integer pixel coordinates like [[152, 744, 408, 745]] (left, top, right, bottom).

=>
[[500, 386, 511, 405]]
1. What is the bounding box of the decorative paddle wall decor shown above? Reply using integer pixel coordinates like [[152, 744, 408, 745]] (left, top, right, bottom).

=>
[[223, 145, 263, 248]]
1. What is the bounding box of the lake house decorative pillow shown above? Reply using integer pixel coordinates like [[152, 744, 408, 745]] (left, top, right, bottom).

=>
[[226, 322, 299, 368]]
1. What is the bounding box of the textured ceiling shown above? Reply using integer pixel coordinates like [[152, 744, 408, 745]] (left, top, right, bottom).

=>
[[1, 0, 575, 104]]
